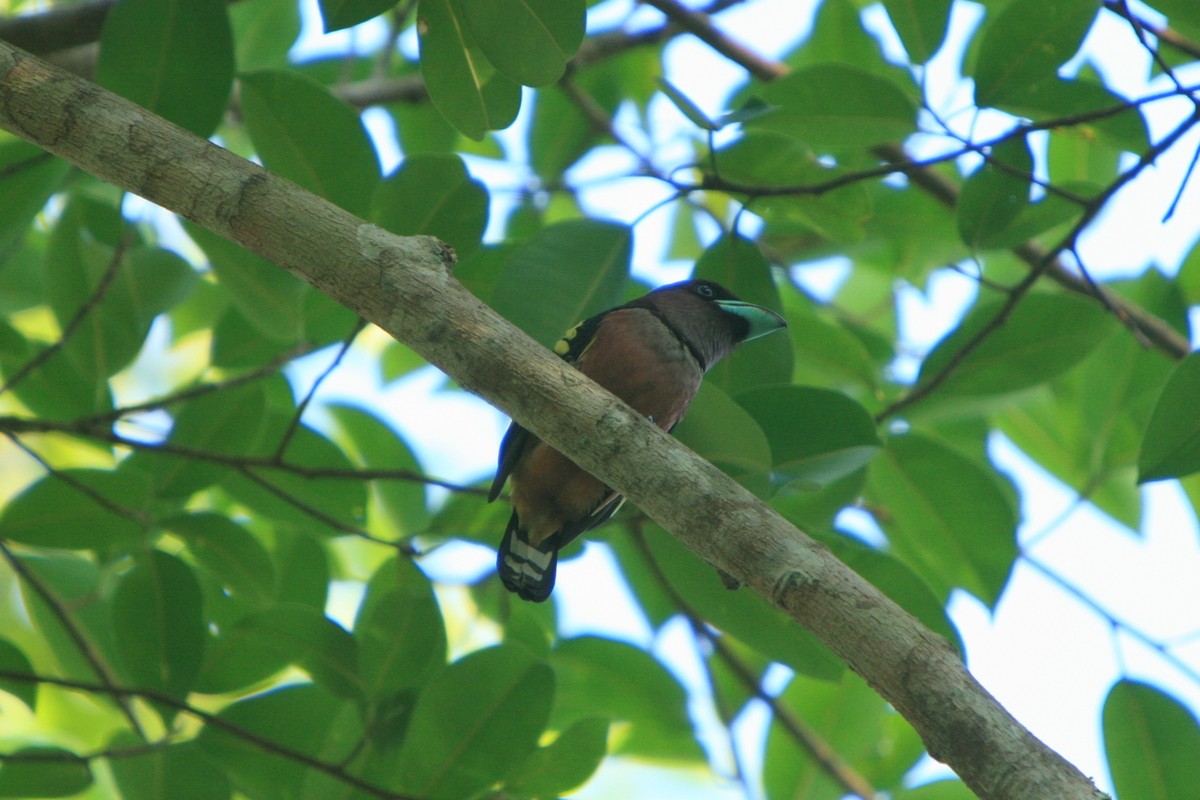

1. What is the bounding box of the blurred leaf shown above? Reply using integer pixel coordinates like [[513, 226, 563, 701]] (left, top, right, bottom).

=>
[[0, 320, 112, 419], [187, 223, 307, 343], [197, 684, 361, 800], [749, 64, 916, 149], [490, 219, 631, 346], [220, 421, 367, 531], [418, 0, 521, 140], [0, 639, 37, 711], [112, 551, 205, 714], [866, 433, 1018, 605], [673, 383, 772, 494], [958, 135, 1033, 249], [198, 604, 359, 698], [319, 0, 397, 31], [1, 468, 147, 550], [764, 670, 923, 800], [715, 131, 872, 241], [1104, 680, 1200, 800], [354, 557, 447, 702], [327, 404, 431, 537], [0, 748, 91, 798], [167, 512, 276, 604], [918, 293, 1117, 396], [108, 737, 230, 800], [736, 386, 881, 490], [373, 153, 489, 258], [239, 69, 380, 216], [973, 0, 1098, 108], [0, 143, 68, 257], [96, 0, 233, 136], [883, 0, 952, 63], [395, 645, 554, 800], [1139, 352, 1200, 483], [507, 716, 610, 798], [143, 382, 268, 498], [230, 0, 301, 71], [551, 636, 704, 761], [462, 0, 585, 87]]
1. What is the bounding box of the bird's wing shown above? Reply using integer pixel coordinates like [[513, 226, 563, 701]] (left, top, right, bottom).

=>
[[487, 309, 613, 502]]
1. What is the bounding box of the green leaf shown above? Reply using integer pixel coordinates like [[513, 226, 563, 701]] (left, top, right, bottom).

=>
[[373, 153, 489, 259], [327, 404, 431, 537], [882, 0, 952, 63], [972, 0, 1099, 108], [715, 131, 872, 242], [111, 551, 206, 710], [0, 639, 37, 711], [507, 716, 609, 797], [996, 78, 1149, 154], [95, 0, 233, 136], [0, 143, 68, 257], [0, 469, 147, 550], [186, 223, 307, 342], [230, 0, 301, 71], [673, 383, 772, 493], [198, 604, 360, 699], [550, 636, 703, 761], [1139, 352, 1200, 483], [395, 645, 554, 800], [220, 421, 367, 531], [783, 295, 878, 390], [894, 780, 977, 800], [866, 433, 1018, 605], [354, 557, 447, 702], [319, 0, 398, 32], [957, 135, 1033, 249], [749, 64, 916, 149], [462, 0, 585, 87], [239, 69, 380, 216], [917, 293, 1118, 396], [144, 383, 268, 498], [0, 320, 112, 419], [641, 526, 844, 679], [418, 0, 522, 139], [490, 219, 632, 346], [197, 684, 361, 800], [108, 738, 230, 800], [693, 234, 794, 393], [736, 386, 882, 490], [166, 512, 276, 604], [764, 670, 923, 800], [0, 748, 92, 798], [1104, 680, 1200, 800]]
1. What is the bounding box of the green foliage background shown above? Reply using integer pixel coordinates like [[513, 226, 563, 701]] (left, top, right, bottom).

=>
[[0, 0, 1199, 797]]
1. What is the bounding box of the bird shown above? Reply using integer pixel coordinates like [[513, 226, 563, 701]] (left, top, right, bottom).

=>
[[488, 278, 788, 602]]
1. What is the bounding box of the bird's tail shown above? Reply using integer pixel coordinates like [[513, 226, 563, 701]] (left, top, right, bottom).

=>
[[497, 512, 558, 602]]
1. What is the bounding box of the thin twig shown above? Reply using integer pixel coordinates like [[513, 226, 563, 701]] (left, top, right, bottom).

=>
[[0, 541, 146, 739], [0, 668, 419, 800], [274, 318, 367, 460], [0, 234, 133, 398], [628, 524, 882, 800]]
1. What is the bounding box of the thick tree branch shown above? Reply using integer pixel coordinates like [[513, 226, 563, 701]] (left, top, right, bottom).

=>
[[0, 42, 1108, 800]]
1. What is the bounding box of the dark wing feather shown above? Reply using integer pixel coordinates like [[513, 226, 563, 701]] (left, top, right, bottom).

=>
[[487, 308, 613, 503]]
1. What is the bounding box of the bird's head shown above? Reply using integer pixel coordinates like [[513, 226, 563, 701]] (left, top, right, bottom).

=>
[[636, 279, 787, 370]]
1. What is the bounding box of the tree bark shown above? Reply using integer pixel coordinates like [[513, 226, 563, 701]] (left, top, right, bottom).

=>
[[0, 41, 1109, 800]]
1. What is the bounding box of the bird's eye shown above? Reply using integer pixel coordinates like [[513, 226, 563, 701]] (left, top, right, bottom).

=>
[[696, 283, 715, 299]]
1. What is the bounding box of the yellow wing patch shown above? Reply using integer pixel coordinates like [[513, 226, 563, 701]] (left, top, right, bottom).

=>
[[554, 322, 583, 356]]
